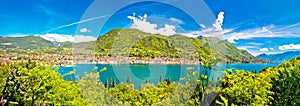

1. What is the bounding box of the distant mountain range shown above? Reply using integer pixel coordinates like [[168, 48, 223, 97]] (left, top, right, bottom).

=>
[[0, 29, 268, 64], [257, 51, 300, 63]]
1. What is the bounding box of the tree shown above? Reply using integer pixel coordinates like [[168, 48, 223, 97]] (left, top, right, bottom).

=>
[[159, 75, 162, 85], [0, 61, 87, 105], [262, 59, 300, 105], [105, 78, 108, 88], [127, 76, 131, 84], [216, 69, 273, 105], [76, 72, 123, 105]]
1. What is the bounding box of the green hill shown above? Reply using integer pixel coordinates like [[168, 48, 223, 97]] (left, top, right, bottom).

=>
[[0, 36, 54, 49], [95, 29, 266, 64], [0, 29, 268, 64]]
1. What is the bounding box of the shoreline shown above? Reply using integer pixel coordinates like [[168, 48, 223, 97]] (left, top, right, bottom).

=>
[[1, 52, 270, 66]]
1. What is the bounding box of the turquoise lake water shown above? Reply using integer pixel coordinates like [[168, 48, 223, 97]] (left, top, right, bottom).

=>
[[57, 63, 279, 88]]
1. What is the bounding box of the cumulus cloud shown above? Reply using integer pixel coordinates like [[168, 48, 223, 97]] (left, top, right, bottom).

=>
[[39, 33, 97, 43], [128, 14, 176, 36], [80, 27, 91, 33], [127, 12, 227, 37], [260, 48, 269, 52], [39, 33, 74, 42], [270, 48, 274, 51], [194, 12, 300, 44], [180, 11, 227, 38], [278, 44, 300, 50], [212, 11, 224, 31]]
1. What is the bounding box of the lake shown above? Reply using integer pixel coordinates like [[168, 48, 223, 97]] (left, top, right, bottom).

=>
[[57, 63, 279, 89]]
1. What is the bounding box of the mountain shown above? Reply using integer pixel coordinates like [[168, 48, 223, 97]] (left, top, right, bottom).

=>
[[257, 51, 300, 63], [0, 36, 54, 49], [0, 29, 268, 64], [95, 29, 267, 64], [0, 36, 95, 49]]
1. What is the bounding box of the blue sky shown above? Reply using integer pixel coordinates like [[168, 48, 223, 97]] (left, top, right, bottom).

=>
[[1, 0, 300, 55]]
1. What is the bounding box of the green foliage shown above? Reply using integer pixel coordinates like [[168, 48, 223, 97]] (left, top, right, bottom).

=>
[[216, 69, 274, 105], [95, 29, 262, 64], [130, 35, 180, 58], [262, 57, 300, 105], [0, 61, 87, 105], [108, 82, 177, 105], [2, 50, 300, 105], [216, 95, 228, 106], [214, 56, 300, 105], [76, 72, 123, 106]]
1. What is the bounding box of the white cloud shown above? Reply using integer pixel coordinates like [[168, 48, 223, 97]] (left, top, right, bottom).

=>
[[270, 48, 274, 51], [222, 23, 300, 43], [247, 42, 264, 46], [5, 34, 30, 37], [127, 12, 227, 38], [223, 25, 276, 43], [237, 46, 257, 50], [128, 14, 176, 36], [278, 44, 300, 50], [212, 11, 224, 31], [80, 27, 91, 33], [180, 11, 228, 38], [170, 17, 183, 24], [181, 28, 233, 38], [74, 35, 97, 43], [180, 31, 202, 38], [39, 33, 97, 43], [39, 33, 74, 42], [260, 48, 269, 52]]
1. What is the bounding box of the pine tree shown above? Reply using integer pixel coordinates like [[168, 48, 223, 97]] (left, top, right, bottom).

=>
[[113, 78, 116, 87], [127, 76, 131, 84], [159, 75, 162, 84], [110, 78, 113, 88], [166, 77, 171, 85], [105, 78, 108, 88]]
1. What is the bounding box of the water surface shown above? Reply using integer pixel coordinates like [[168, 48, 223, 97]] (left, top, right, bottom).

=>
[[57, 63, 278, 88]]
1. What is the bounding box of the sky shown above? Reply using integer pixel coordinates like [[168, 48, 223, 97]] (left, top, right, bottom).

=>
[[1, 0, 300, 56]]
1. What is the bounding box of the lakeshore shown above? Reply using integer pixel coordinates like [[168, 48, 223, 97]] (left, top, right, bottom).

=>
[[1, 51, 270, 66]]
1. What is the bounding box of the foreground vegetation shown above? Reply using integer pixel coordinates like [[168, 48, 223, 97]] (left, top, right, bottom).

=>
[[0, 55, 299, 105], [216, 56, 300, 106]]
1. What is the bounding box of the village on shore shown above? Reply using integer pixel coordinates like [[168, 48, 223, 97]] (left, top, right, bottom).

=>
[[0, 52, 202, 66]]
